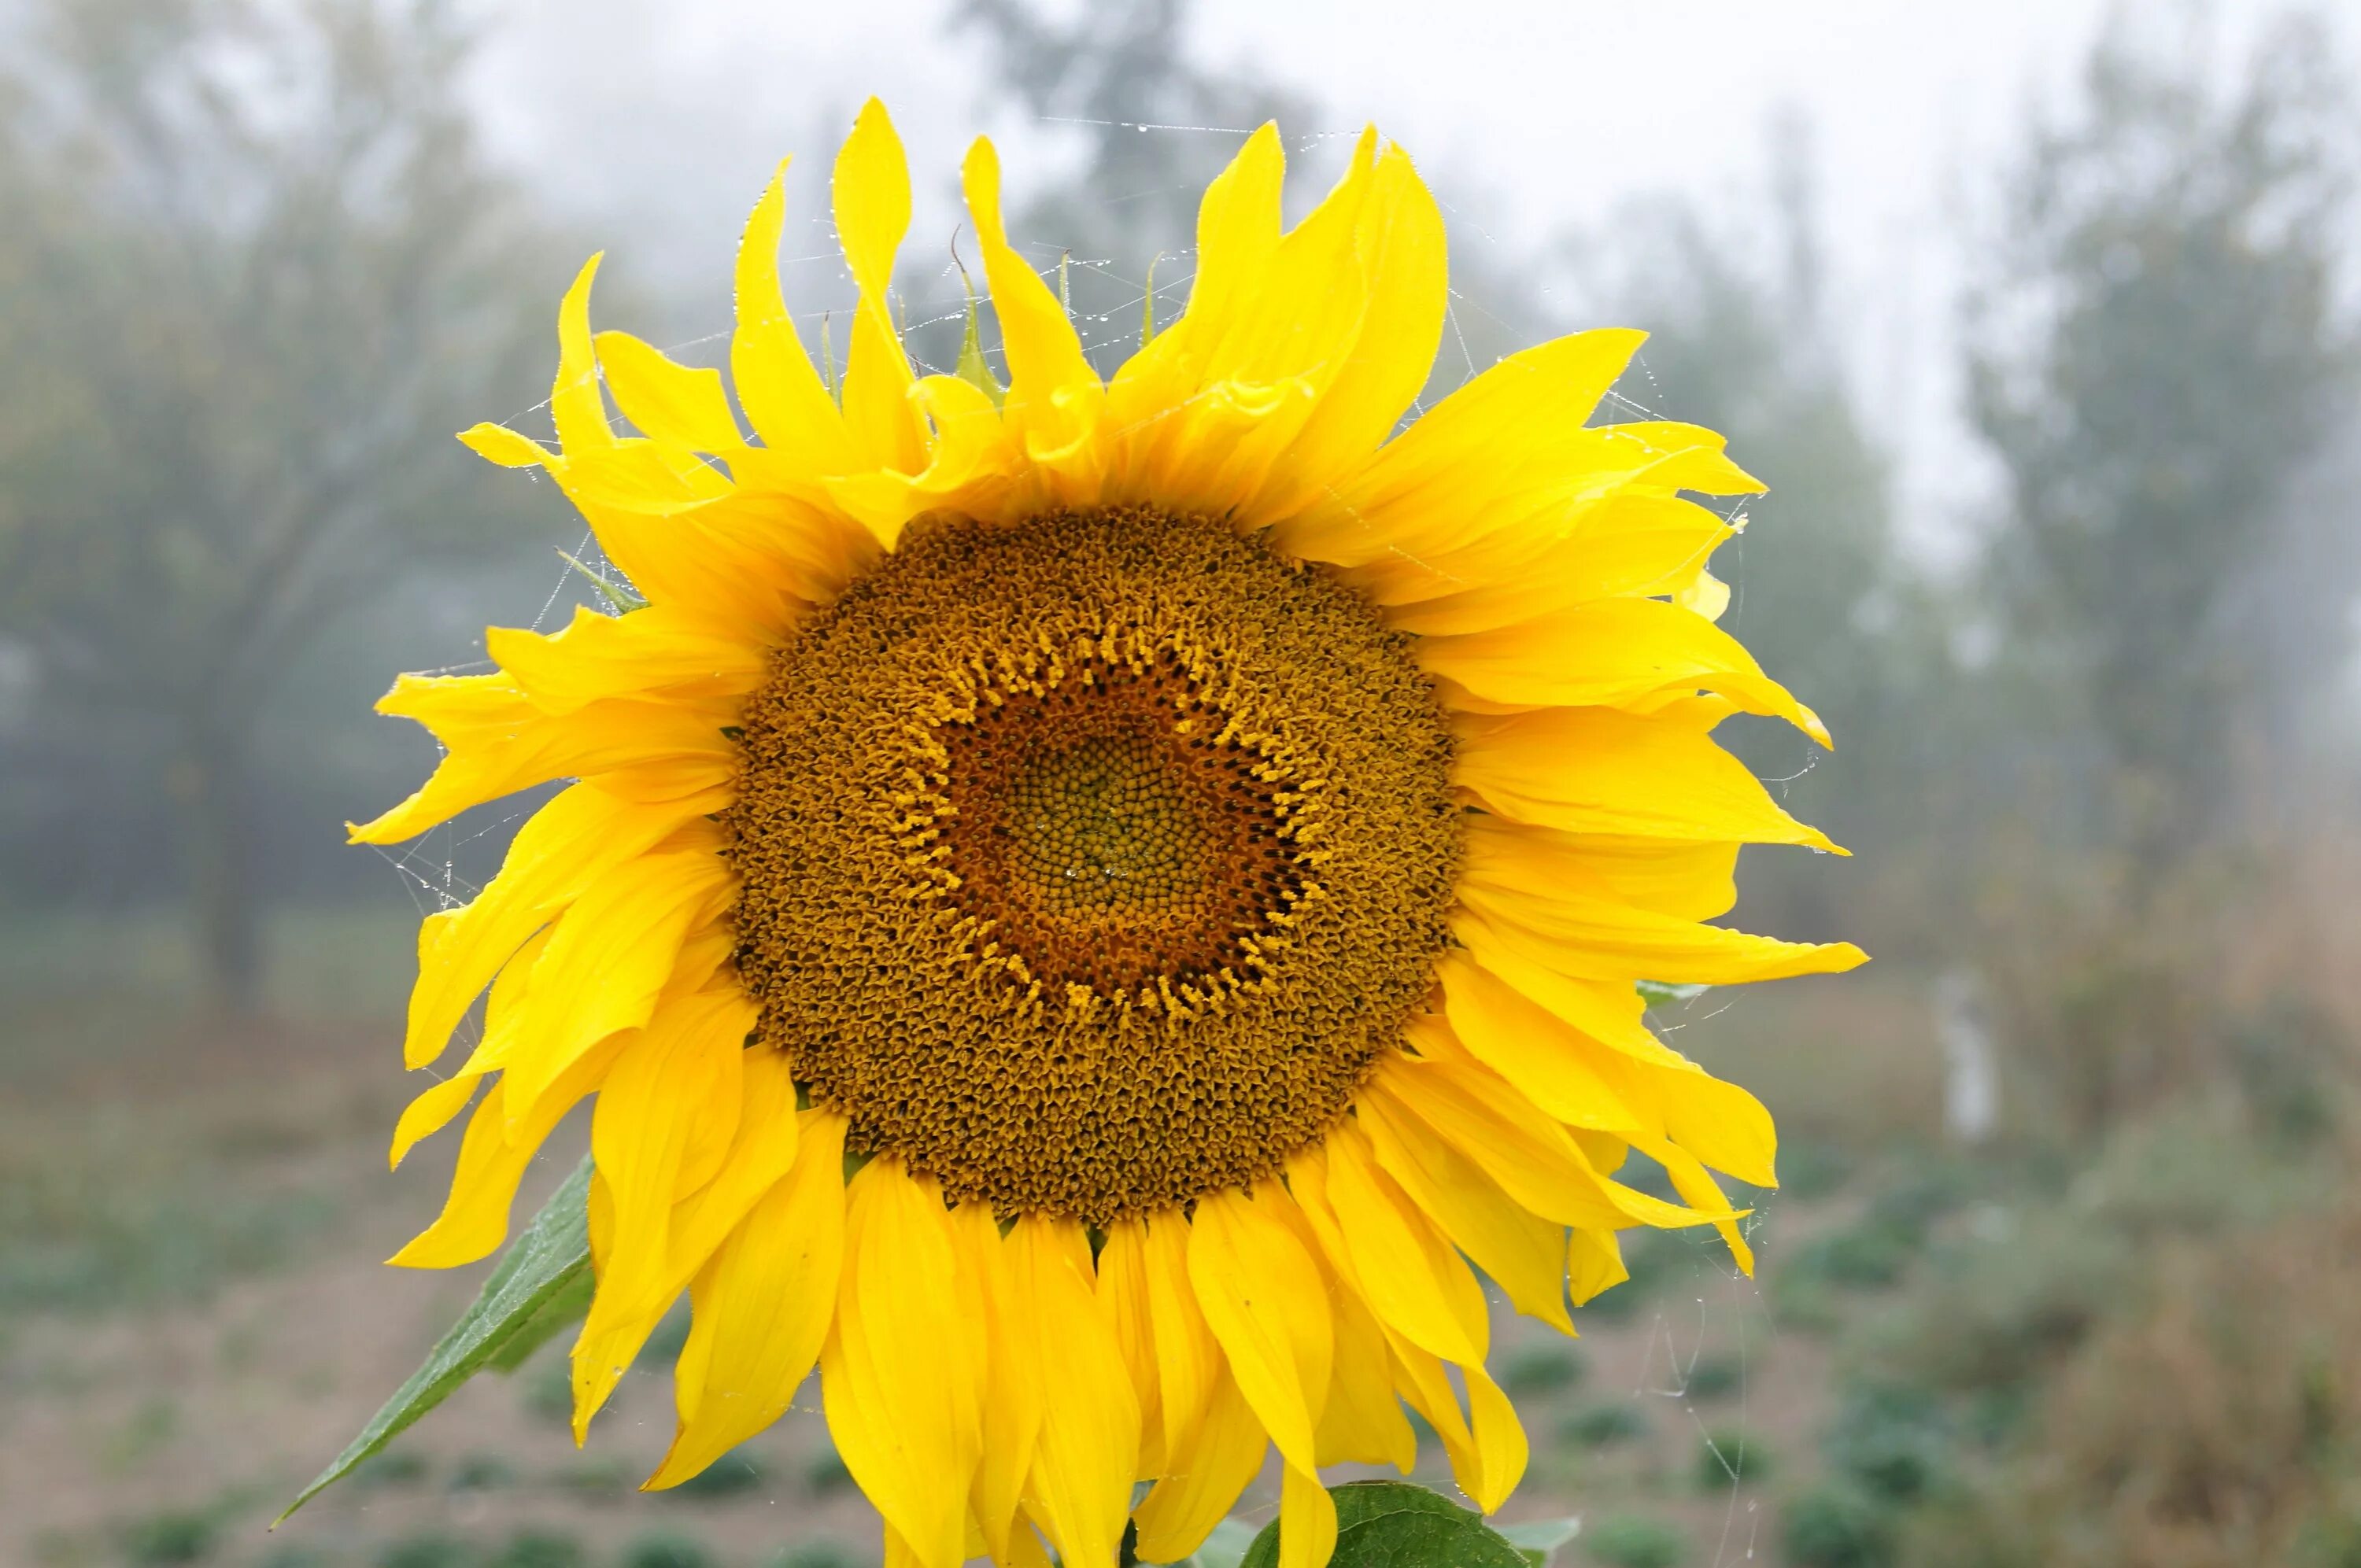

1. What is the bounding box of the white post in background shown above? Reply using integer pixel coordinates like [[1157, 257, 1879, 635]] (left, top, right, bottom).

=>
[[1936, 965, 1999, 1146]]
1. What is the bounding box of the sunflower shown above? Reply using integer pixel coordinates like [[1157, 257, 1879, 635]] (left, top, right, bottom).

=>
[[360, 100, 1863, 1568]]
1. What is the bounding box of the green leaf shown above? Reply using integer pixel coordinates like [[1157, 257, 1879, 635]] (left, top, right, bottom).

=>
[[556, 550, 647, 614], [1638, 980, 1708, 1010], [953, 264, 1007, 408], [1497, 1518, 1583, 1566], [275, 1157, 594, 1524], [1141, 251, 1165, 348], [1180, 1517, 1262, 1568], [480, 1261, 593, 1374], [1236, 1481, 1532, 1568]]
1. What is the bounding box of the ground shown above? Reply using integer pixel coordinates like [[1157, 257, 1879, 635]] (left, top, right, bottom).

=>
[[0, 907, 1953, 1568]]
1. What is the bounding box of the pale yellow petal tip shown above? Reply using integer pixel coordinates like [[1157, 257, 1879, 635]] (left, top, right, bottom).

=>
[[1798, 823, 1853, 858], [639, 1450, 696, 1493], [382, 1238, 439, 1269], [563, 250, 605, 308], [567, 1375, 598, 1448], [1817, 941, 1872, 974], [457, 422, 551, 470], [960, 135, 1003, 216], [1799, 704, 1834, 749]]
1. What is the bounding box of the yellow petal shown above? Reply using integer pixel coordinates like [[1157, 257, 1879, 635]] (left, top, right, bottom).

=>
[[1274, 328, 1645, 564], [1637, 1131, 1753, 1272], [447, 924, 550, 1081], [1126, 130, 1380, 522], [1456, 839, 1868, 986], [487, 602, 769, 718], [572, 989, 749, 1437], [1419, 596, 1831, 744], [1093, 1219, 1164, 1470], [1103, 126, 1284, 476], [646, 1110, 847, 1489], [500, 848, 735, 1121], [1437, 950, 1648, 1134], [1565, 1227, 1630, 1305], [1448, 909, 1691, 1069], [1186, 1186, 1330, 1475], [1012, 1216, 1140, 1568], [386, 1037, 623, 1269], [595, 330, 745, 452], [1278, 1461, 1339, 1568], [1454, 703, 1840, 851], [662, 1046, 804, 1282], [833, 98, 923, 473], [1313, 1256, 1419, 1472], [369, 670, 521, 740], [1382, 1334, 1525, 1514], [1384, 1335, 1474, 1485], [1317, 1126, 1488, 1366], [1679, 566, 1731, 622], [1130, 1371, 1268, 1564], [552, 253, 613, 454], [1349, 1086, 1574, 1335], [552, 431, 733, 513], [1459, 1362, 1531, 1513], [1119, 126, 1284, 391], [1656, 1068, 1779, 1190], [386, 1071, 482, 1170], [822, 1160, 983, 1568], [1369, 493, 1735, 626], [961, 137, 1102, 483], [1367, 1049, 1713, 1233], [349, 684, 736, 846], [585, 488, 878, 636], [1259, 141, 1447, 521], [459, 422, 551, 469], [946, 1201, 1040, 1564], [403, 782, 683, 1070], [1491, 829, 1742, 924], [1140, 1208, 1223, 1467], [731, 160, 853, 473], [1601, 421, 1765, 495], [1279, 1148, 1420, 1473]]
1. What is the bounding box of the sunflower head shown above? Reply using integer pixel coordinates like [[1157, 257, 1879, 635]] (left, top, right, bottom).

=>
[[358, 98, 1863, 1568]]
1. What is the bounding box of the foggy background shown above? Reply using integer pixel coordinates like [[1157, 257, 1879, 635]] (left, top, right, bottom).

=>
[[4, 2, 2359, 1566]]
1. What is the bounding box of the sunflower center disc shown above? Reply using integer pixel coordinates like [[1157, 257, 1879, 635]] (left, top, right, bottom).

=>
[[937, 662, 1304, 996], [729, 506, 1461, 1222]]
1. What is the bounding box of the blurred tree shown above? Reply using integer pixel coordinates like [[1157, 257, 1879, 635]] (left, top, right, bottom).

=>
[[1960, 13, 2360, 1133], [0, 0, 556, 1011], [1965, 13, 2358, 864]]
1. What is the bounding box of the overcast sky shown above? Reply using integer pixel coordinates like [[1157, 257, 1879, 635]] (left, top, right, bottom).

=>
[[464, 0, 2349, 563]]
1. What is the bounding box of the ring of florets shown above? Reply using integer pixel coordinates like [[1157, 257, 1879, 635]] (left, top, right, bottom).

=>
[[726, 505, 1461, 1223]]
